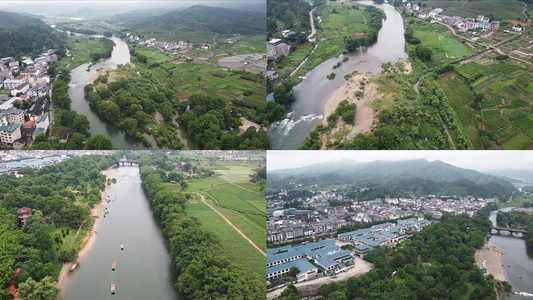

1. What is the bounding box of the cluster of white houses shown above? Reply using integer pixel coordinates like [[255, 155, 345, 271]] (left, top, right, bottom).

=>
[[406, 3, 503, 33], [127, 34, 193, 51], [0, 52, 55, 149]]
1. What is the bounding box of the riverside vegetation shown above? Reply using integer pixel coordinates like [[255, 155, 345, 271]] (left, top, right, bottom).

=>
[[138, 153, 264, 299], [0, 154, 120, 299]]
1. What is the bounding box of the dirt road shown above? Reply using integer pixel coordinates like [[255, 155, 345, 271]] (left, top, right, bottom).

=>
[[196, 192, 266, 256]]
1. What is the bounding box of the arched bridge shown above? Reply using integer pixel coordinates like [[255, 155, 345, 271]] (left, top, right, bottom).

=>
[[117, 160, 139, 166], [491, 226, 528, 235]]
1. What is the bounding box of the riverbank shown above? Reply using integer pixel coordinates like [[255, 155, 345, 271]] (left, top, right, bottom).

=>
[[319, 72, 378, 149], [475, 242, 507, 282], [56, 167, 118, 293]]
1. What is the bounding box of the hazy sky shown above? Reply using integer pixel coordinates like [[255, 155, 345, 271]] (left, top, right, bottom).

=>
[[267, 151, 533, 172]]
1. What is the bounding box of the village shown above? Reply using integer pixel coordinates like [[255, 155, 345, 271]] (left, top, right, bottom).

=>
[[127, 34, 194, 51], [266, 186, 500, 296], [0, 51, 57, 149], [267, 188, 499, 245], [406, 2, 524, 35]]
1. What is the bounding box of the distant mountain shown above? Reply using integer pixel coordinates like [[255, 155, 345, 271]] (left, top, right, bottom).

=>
[[124, 5, 266, 36], [483, 169, 533, 181], [268, 159, 516, 200], [0, 10, 63, 57], [113, 8, 178, 23], [0, 10, 49, 30]]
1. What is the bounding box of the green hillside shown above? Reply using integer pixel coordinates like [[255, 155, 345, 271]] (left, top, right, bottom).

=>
[[0, 10, 64, 57]]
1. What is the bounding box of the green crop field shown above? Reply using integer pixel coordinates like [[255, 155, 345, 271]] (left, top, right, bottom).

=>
[[211, 204, 266, 252], [185, 201, 265, 274], [187, 177, 225, 191], [500, 131, 532, 149], [438, 73, 475, 128], [515, 117, 533, 137], [184, 161, 266, 253], [235, 182, 260, 192], [208, 188, 263, 215], [215, 164, 256, 182], [438, 49, 533, 149]]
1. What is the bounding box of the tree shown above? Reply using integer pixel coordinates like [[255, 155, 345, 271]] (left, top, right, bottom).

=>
[[266, 101, 286, 122], [289, 266, 300, 278], [72, 114, 90, 134], [87, 135, 113, 150], [415, 44, 432, 61], [18, 276, 61, 300], [66, 133, 86, 150], [104, 102, 121, 124], [35, 133, 47, 143]]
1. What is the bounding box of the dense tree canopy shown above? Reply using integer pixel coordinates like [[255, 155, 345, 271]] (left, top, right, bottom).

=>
[[0, 154, 119, 297], [139, 157, 264, 299]]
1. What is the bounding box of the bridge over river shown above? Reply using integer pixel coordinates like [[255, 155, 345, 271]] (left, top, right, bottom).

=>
[[491, 226, 528, 235]]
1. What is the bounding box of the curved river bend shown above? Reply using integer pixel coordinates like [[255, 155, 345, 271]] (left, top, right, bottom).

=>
[[68, 37, 195, 149], [61, 166, 182, 300], [267, 1, 408, 149]]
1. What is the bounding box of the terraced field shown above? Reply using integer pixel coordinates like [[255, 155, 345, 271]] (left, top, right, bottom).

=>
[[440, 54, 533, 149]]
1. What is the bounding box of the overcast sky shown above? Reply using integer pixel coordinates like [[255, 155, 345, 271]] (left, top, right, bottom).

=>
[[267, 151, 533, 172]]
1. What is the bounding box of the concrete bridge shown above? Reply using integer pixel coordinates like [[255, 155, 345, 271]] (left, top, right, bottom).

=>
[[491, 226, 528, 235], [117, 160, 139, 166]]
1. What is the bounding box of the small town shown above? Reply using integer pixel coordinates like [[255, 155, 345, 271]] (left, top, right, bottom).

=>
[[267, 188, 499, 245], [0, 51, 57, 149], [0, 150, 116, 174]]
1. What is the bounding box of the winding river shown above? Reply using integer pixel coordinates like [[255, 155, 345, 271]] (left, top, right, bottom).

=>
[[61, 165, 183, 300], [489, 208, 533, 299], [267, 1, 408, 149], [67, 37, 195, 149]]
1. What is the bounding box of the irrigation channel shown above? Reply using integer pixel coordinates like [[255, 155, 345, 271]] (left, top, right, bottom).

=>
[[488, 208, 533, 299], [267, 1, 408, 149], [61, 165, 182, 299], [67, 36, 195, 149]]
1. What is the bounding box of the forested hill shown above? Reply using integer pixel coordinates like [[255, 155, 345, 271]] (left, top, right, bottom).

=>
[[268, 159, 516, 200], [123, 5, 266, 36], [0, 10, 63, 57]]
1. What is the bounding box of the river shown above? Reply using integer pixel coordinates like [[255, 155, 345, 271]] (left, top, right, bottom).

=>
[[267, 1, 408, 149], [67, 37, 195, 149], [488, 208, 533, 299], [61, 165, 182, 300]]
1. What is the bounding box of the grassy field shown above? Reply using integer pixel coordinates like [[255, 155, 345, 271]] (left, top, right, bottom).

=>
[[55, 36, 112, 70], [185, 201, 265, 274], [419, 0, 527, 20], [294, 2, 369, 77], [134, 46, 172, 63], [407, 17, 471, 68]]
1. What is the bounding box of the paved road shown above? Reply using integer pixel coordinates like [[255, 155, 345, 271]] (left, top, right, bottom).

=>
[[307, 8, 317, 39]]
